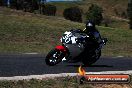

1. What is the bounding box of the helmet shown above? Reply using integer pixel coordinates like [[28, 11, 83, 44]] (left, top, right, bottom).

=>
[[86, 20, 95, 32]]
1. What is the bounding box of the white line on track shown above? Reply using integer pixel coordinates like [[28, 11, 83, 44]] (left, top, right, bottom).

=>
[[0, 70, 132, 81], [23, 53, 39, 55]]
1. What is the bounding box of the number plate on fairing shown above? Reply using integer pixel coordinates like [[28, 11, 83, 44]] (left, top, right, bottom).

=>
[[60, 31, 77, 44]]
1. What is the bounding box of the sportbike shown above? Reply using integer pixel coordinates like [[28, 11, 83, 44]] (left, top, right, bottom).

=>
[[45, 29, 107, 66]]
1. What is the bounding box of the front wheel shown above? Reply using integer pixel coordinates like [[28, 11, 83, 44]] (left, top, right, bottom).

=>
[[82, 50, 101, 66], [45, 49, 64, 66]]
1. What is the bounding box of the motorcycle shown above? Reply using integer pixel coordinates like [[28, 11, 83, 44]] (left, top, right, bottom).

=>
[[45, 29, 107, 66]]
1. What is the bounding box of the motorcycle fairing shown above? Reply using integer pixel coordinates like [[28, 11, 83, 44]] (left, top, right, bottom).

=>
[[65, 44, 84, 60], [55, 45, 67, 53]]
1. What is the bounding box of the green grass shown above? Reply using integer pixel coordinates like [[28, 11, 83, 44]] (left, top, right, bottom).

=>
[[0, 76, 131, 88], [0, 77, 92, 88], [0, 7, 132, 57], [98, 26, 132, 57], [0, 7, 84, 54]]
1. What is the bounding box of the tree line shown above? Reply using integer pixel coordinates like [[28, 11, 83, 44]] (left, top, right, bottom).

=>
[[0, 0, 132, 29], [128, 0, 132, 29], [0, 0, 56, 16], [0, 0, 103, 25]]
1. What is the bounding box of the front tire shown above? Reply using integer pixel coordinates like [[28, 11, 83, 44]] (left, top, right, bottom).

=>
[[45, 49, 64, 66], [82, 50, 101, 66]]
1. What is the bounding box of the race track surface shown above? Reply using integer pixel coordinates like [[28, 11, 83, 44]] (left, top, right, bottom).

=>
[[0, 54, 132, 77]]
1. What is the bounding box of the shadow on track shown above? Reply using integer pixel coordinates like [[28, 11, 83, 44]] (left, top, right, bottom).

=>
[[66, 64, 113, 68]]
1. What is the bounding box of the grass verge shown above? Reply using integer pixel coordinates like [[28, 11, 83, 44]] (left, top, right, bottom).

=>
[[0, 7, 132, 57], [0, 76, 131, 88]]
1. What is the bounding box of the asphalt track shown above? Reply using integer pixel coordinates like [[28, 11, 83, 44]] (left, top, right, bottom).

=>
[[0, 54, 132, 77]]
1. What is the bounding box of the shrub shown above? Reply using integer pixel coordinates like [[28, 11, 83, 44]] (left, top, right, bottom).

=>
[[32, 0, 39, 10], [22, 0, 39, 12], [86, 4, 103, 25], [63, 7, 82, 22], [9, 0, 39, 12], [10, 0, 17, 9], [0, 0, 4, 6], [121, 11, 127, 18], [114, 8, 120, 16], [41, 4, 56, 16], [23, 2, 34, 12], [10, 0, 23, 10], [127, 0, 132, 29]]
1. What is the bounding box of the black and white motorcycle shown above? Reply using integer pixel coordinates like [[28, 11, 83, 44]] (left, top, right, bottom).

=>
[[45, 29, 107, 66]]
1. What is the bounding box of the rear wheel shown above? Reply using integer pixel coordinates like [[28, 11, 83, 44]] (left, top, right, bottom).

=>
[[45, 49, 64, 66], [82, 50, 101, 66]]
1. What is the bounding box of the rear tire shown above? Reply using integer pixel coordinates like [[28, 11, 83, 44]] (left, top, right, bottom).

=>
[[82, 50, 101, 66], [45, 49, 64, 66]]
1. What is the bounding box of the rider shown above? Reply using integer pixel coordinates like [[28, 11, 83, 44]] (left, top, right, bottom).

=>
[[74, 20, 103, 53], [62, 20, 103, 61], [70, 20, 104, 53], [84, 20, 102, 48]]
